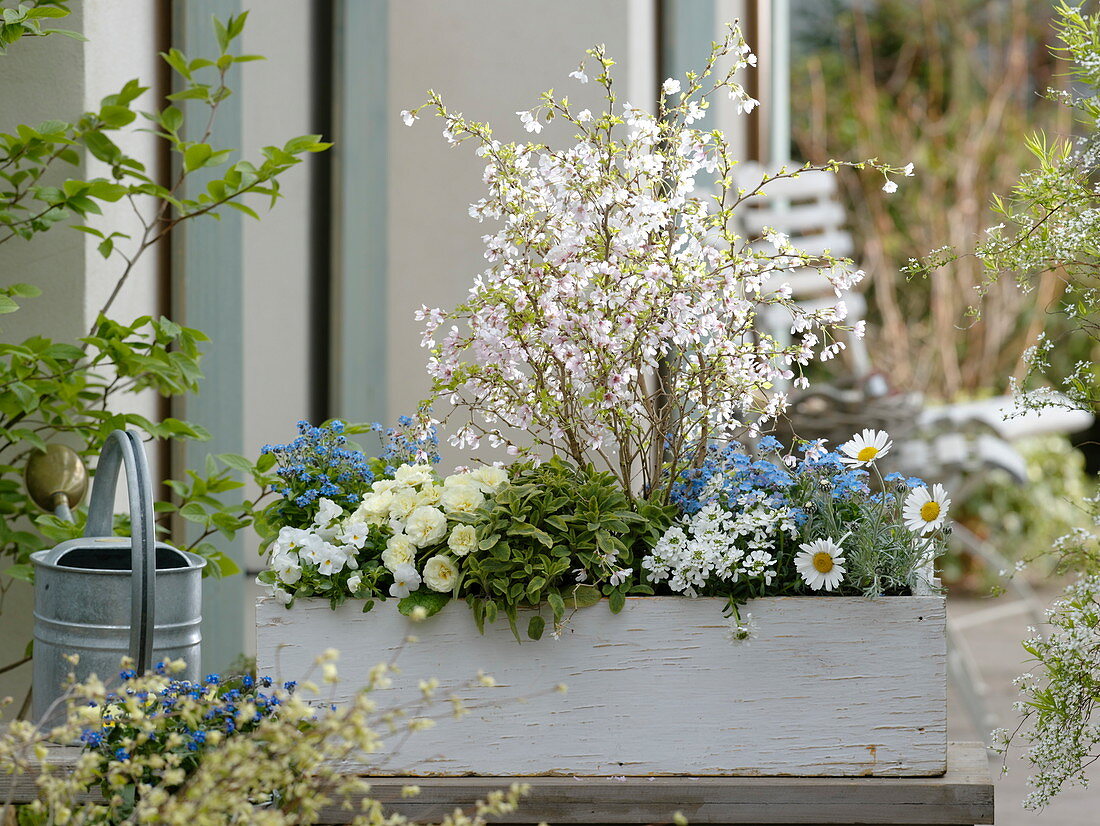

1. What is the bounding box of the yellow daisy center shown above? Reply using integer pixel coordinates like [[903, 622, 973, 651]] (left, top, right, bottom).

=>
[[812, 551, 835, 573], [856, 446, 879, 462], [920, 501, 941, 522]]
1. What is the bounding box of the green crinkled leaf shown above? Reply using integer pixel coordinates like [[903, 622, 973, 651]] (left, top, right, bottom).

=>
[[397, 589, 450, 618]]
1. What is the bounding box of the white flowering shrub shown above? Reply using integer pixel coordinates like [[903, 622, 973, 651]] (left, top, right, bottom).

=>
[[993, 573, 1100, 809], [1, 652, 530, 825], [405, 24, 910, 497]]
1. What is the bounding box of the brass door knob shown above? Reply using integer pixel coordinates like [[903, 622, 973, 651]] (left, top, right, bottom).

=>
[[25, 443, 88, 521]]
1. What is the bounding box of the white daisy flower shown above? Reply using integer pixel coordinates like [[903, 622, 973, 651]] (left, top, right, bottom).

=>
[[903, 484, 951, 534], [795, 538, 847, 591], [839, 428, 893, 467]]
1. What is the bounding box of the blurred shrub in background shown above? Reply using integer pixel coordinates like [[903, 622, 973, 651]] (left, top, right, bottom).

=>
[[789, 0, 1094, 402]]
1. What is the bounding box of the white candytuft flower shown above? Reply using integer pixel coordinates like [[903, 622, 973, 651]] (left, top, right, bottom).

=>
[[794, 538, 846, 591], [903, 484, 951, 534], [839, 428, 892, 467]]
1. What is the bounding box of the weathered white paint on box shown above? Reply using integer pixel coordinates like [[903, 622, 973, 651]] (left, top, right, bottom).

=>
[[255, 595, 946, 777]]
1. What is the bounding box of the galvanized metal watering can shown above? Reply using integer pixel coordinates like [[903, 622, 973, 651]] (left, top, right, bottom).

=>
[[31, 430, 205, 723]]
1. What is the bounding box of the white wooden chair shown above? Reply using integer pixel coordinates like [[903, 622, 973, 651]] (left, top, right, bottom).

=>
[[733, 161, 1094, 741]]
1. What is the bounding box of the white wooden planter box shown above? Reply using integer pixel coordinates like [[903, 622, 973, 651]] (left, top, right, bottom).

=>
[[255, 594, 946, 777]]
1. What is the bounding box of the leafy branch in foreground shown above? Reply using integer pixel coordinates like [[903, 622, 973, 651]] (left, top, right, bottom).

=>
[[0, 0, 329, 701]]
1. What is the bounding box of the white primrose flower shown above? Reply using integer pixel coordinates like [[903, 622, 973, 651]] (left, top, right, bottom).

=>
[[388, 487, 420, 522], [267, 584, 292, 605], [839, 428, 892, 467], [404, 506, 449, 548], [423, 555, 459, 593], [389, 564, 422, 598], [371, 479, 402, 494], [440, 478, 486, 514], [903, 484, 951, 535], [794, 538, 846, 591], [382, 534, 417, 573], [395, 462, 435, 488], [416, 484, 443, 507], [468, 464, 508, 492], [447, 524, 478, 557], [353, 489, 392, 525]]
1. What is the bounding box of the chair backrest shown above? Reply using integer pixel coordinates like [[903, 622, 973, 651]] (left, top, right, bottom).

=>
[[733, 161, 873, 384]]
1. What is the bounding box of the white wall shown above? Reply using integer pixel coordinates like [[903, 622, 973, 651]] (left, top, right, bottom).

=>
[[0, 0, 163, 706], [384, 0, 657, 465]]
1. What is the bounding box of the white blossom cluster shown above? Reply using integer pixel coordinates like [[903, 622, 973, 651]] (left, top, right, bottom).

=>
[[994, 574, 1100, 809], [641, 495, 797, 596], [263, 463, 508, 603], [405, 24, 904, 494]]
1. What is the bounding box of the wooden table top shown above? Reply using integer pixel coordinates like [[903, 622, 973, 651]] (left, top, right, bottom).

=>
[[4, 741, 993, 825]]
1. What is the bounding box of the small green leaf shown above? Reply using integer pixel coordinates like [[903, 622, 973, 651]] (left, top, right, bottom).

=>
[[567, 583, 602, 609], [397, 589, 450, 618], [217, 453, 255, 473], [527, 614, 545, 640], [100, 105, 136, 128], [3, 564, 34, 583], [183, 143, 213, 172], [608, 589, 626, 614], [547, 591, 565, 622]]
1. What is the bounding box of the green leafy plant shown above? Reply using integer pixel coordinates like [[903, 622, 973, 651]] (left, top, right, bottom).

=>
[[0, 0, 329, 695], [459, 458, 675, 640]]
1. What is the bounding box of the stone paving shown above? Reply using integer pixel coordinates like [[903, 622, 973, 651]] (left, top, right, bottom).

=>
[[947, 589, 1098, 825]]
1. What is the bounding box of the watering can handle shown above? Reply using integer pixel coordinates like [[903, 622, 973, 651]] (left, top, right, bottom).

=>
[[84, 430, 155, 675]]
